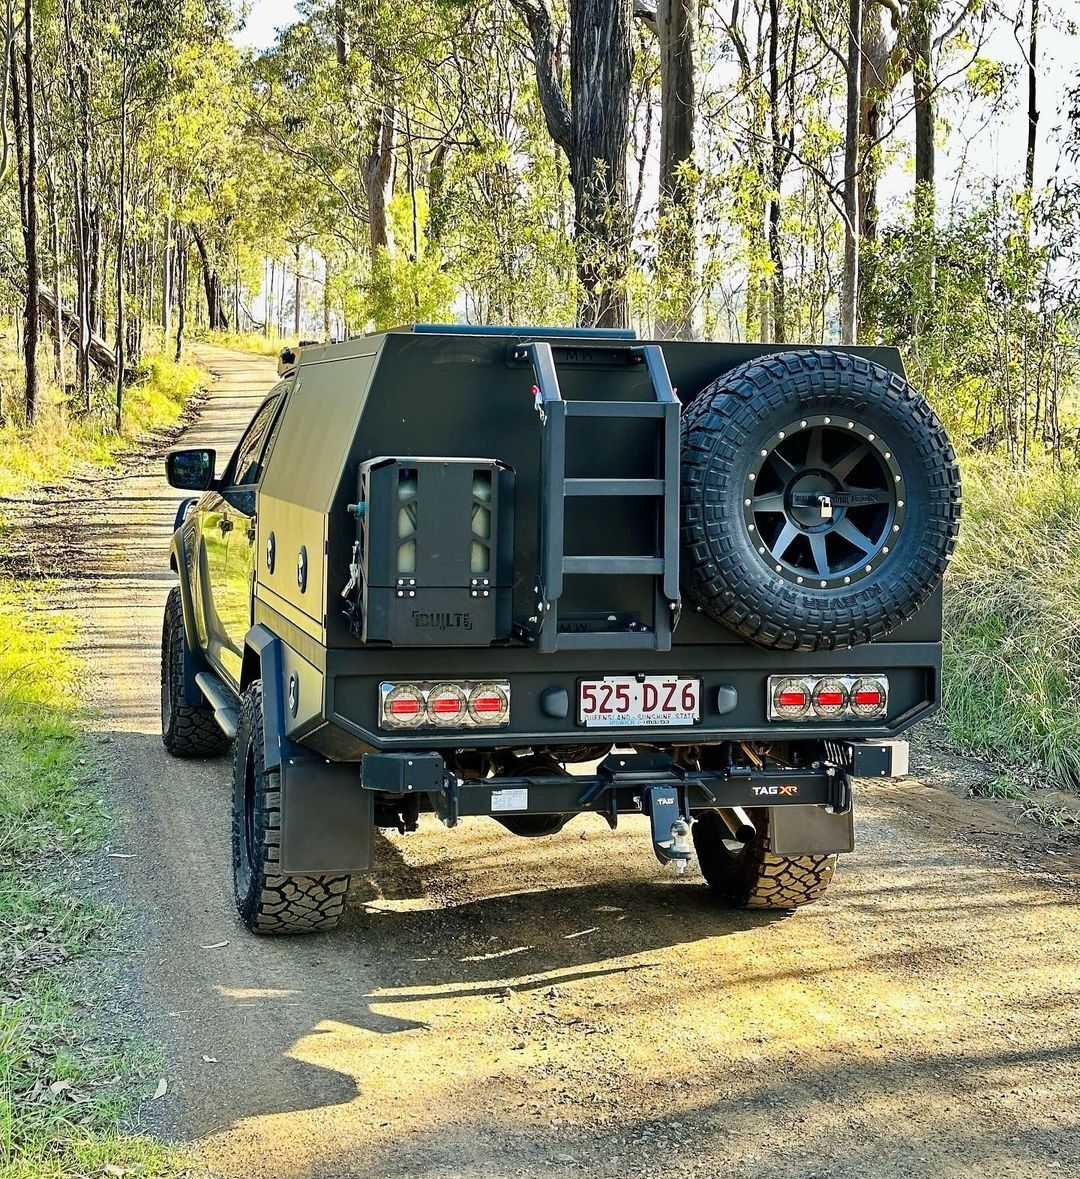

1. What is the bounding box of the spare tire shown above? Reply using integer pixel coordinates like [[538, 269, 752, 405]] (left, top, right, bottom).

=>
[[680, 348, 961, 651]]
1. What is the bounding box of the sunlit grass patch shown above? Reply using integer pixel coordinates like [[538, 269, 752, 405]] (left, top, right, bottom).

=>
[[204, 328, 286, 357]]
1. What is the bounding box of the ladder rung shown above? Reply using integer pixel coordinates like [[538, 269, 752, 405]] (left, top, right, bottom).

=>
[[562, 556, 665, 575], [565, 401, 668, 419], [563, 478, 664, 497]]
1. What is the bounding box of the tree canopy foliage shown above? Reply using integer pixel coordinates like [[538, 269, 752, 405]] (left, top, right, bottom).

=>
[[0, 0, 1075, 458]]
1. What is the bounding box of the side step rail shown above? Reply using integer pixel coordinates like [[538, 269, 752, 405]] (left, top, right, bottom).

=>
[[513, 340, 681, 652], [195, 671, 240, 740]]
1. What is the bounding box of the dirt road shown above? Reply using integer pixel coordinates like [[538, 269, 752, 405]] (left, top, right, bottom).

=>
[[23, 346, 1080, 1179]]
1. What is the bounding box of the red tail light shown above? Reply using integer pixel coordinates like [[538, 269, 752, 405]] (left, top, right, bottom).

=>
[[768, 675, 888, 722], [380, 680, 511, 730]]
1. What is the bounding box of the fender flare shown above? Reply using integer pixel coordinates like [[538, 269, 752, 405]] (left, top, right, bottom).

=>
[[242, 624, 293, 772]]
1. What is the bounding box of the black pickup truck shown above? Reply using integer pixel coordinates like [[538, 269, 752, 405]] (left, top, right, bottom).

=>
[[161, 326, 961, 934]]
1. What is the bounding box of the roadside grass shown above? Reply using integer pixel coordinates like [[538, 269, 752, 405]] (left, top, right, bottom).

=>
[[0, 582, 196, 1177], [0, 349, 204, 499], [0, 340, 205, 1176], [942, 453, 1080, 790], [202, 329, 285, 358]]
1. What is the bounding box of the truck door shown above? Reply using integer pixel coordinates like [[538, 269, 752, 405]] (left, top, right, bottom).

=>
[[212, 394, 279, 686]]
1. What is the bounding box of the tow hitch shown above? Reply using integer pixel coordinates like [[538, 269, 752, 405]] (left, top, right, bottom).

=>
[[643, 784, 693, 872]]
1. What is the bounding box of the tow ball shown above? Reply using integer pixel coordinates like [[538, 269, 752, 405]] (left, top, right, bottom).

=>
[[644, 784, 694, 874]]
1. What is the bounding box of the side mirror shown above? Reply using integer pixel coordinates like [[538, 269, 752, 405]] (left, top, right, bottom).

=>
[[165, 448, 216, 491]]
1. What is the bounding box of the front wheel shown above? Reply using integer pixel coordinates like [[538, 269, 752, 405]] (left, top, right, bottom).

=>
[[232, 682, 350, 934], [692, 809, 837, 910], [161, 586, 230, 758]]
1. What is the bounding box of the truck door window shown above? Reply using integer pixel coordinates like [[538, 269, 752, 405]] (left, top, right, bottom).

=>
[[229, 396, 279, 488]]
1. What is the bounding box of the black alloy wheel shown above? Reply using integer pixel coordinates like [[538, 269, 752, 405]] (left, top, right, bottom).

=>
[[744, 416, 903, 590]]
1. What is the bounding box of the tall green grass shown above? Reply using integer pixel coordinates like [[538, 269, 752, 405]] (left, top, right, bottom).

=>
[[942, 455, 1080, 788]]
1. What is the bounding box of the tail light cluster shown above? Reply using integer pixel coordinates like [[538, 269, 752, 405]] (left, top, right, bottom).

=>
[[768, 675, 888, 721], [380, 680, 511, 730]]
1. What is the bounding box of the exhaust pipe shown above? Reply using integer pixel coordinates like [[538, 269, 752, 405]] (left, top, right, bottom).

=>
[[718, 806, 757, 843]]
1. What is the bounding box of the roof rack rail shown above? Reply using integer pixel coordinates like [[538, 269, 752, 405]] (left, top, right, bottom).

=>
[[409, 323, 638, 340]]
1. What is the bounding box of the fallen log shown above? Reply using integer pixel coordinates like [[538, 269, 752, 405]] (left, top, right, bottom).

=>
[[37, 285, 119, 382]]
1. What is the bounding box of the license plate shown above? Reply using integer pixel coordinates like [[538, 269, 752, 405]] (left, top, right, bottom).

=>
[[578, 676, 701, 728]]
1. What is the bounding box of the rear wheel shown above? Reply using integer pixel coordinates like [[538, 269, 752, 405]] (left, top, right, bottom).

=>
[[232, 682, 350, 934], [161, 586, 230, 758], [692, 809, 836, 909]]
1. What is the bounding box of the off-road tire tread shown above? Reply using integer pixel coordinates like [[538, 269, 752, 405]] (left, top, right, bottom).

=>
[[693, 810, 836, 910], [161, 587, 230, 757], [680, 348, 962, 650], [233, 683, 349, 934]]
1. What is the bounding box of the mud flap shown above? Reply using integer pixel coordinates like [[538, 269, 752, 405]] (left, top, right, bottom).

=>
[[247, 624, 375, 874], [278, 757, 374, 874], [769, 804, 855, 856]]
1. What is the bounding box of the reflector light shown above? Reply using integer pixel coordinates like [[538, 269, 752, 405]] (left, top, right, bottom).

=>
[[767, 675, 889, 722], [380, 680, 511, 730], [468, 683, 510, 725], [850, 678, 888, 718], [381, 684, 426, 729], [427, 684, 469, 726], [772, 678, 811, 719], [812, 679, 849, 719]]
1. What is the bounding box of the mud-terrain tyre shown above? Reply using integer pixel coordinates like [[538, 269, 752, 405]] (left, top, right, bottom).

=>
[[693, 809, 836, 910], [232, 682, 349, 934], [161, 587, 230, 758], [680, 348, 961, 650]]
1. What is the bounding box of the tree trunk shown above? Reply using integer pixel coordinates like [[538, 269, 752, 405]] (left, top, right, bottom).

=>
[[364, 103, 395, 255], [912, 0, 935, 220], [570, 0, 633, 328], [15, 1, 40, 422], [293, 243, 302, 335], [191, 226, 228, 330], [1025, 0, 1039, 196], [511, 0, 634, 329], [765, 0, 787, 343], [89, 204, 102, 337], [857, 4, 888, 247], [163, 203, 173, 338], [46, 163, 64, 389], [175, 232, 187, 362], [841, 0, 862, 345], [115, 59, 128, 432], [655, 0, 696, 338]]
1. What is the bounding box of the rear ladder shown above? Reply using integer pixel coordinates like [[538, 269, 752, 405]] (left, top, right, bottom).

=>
[[513, 340, 682, 652]]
